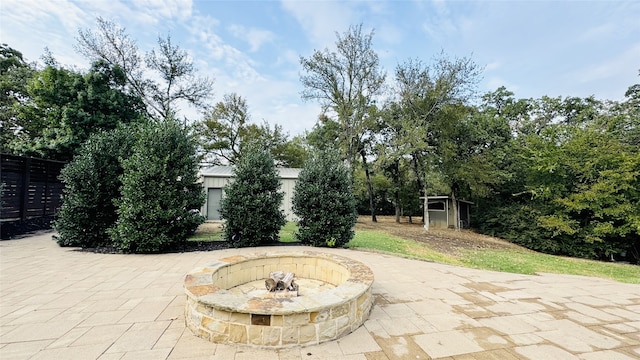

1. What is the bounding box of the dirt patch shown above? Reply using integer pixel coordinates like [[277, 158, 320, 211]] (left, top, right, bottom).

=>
[[195, 217, 522, 257], [355, 216, 522, 256], [196, 222, 224, 233]]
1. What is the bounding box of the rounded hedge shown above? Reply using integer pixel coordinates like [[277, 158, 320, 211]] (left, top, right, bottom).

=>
[[292, 150, 357, 247], [54, 126, 135, 248], [219, 146, 286, 247]]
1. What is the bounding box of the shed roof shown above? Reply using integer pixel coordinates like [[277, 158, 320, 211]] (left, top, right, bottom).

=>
[[200, 166, 301, 179], [420, 195, 474, 205]]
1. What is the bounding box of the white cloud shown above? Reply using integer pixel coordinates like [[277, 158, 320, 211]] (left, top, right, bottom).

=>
[[420, 1, 458, 43], [227, 24, 275, 52], [484, 62, 501, 72], [375, 23, 403, 47], [129, 0, 193, 23], [1, 0, 93, 67], [1, 0, 198, 67], [3, 0, 90, 33], [484, 76, 519, 94], [280, 0, 355, 49], [55, 0, 195, 32], [276, 49, 299, 67], [578, 43, 640, 84], [205, 71, 320, 136], [186, 15, 263, 82], [269, 101, 321, 136], [569, 42, 640, 100], [183, 14, 318, 134], [580, 23, 616, 42]]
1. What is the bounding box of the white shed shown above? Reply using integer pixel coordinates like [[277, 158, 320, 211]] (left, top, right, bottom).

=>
[[200, 166, 301, 222], [422, 196, 473, 229]]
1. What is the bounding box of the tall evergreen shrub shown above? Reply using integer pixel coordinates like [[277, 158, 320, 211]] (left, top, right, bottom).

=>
[[54, 126, 136, 247], [293, 150, 357, 247], [219, 146, 286, 247], [111, 119, 204, 253]]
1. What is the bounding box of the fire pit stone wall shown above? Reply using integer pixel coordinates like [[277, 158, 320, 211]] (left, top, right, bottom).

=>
[[184, 251, 374, 348]]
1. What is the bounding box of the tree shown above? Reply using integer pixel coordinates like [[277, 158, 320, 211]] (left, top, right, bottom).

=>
[[200, 93, 308, 166], [300, 24, 385, 168], [376, 102, 414, 222], [76, 17, 213, 121], [53, 125, 136, 248], [0, 44, 35, 154], [243, 122, 308, 168], [305, 114, 341, 152], [274, 134, 308, 168], [522, 120, 640, 260], [10, 60, 145, 161], [392, 55, 481, 230], [434, 103, 511, 229], [293, 150, 357, 247], [9, 64, 80, 160], [612, 72, 640, 147], [112, 119, 205, 253], [201, 93, 249, 165], [219, 145, 286, 247], [474, 90, 640, 263], [299, 24, 385, 222]]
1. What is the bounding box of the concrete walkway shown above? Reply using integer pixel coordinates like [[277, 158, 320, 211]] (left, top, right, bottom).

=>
[[1, 233, 639, 360]]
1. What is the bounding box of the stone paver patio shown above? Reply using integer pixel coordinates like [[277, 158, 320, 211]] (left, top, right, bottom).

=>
[[1, 232, 639, 359]]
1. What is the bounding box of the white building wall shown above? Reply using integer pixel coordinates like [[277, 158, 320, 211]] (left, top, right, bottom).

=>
[[280, 177, 298, 222], [200, 170, 299, 222], [202, 176, 232, 190]]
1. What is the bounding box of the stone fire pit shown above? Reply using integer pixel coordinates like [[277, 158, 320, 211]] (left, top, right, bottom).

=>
[[184, 251, 374, 348]]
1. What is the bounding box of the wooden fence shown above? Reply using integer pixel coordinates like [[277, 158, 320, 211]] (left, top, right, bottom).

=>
[[1, 154, 66, 222]]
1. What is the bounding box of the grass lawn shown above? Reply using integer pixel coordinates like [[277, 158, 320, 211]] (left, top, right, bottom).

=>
[[278, 222, 299, 243], [188, 221, 299, 243], [348, 229, 463, 266], [190, 221, 640, 284], [349, 227, 640, 284], [461, 249, 640, 284], [188, 223, 224, 241]]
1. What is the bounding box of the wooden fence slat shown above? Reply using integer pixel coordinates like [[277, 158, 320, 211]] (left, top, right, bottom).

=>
[[1, 154, 66, 222]]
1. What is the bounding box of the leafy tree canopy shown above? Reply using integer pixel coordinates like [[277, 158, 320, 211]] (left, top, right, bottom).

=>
[[200, 93, 308, 167], [8, 59, 145, 161]]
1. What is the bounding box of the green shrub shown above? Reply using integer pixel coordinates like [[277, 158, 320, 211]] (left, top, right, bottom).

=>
[[219, 145, 286, 247], [53, 126, 136, 247], [293, 150, 357, 247], [111, 119, 204, 253]]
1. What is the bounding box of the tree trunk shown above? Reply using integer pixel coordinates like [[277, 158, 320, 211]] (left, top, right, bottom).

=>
[[451, 189, 460, 231], [392, 160, 400, 223], [361, 150, 377, 222], [423, 189, 430, 231], [394, 191, 401, 223], [411, 154, 424, 191]]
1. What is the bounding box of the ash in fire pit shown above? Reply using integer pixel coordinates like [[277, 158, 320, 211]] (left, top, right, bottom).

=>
[[265, 271, 299, 297]]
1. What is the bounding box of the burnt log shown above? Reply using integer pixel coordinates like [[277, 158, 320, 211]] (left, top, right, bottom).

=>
[[265, 271, 297, 292], [265, 278, 277, 291], [281, 272, 295, 290]]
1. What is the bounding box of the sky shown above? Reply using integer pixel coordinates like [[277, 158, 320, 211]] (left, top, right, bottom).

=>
[[1, 0, 639, 136]]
